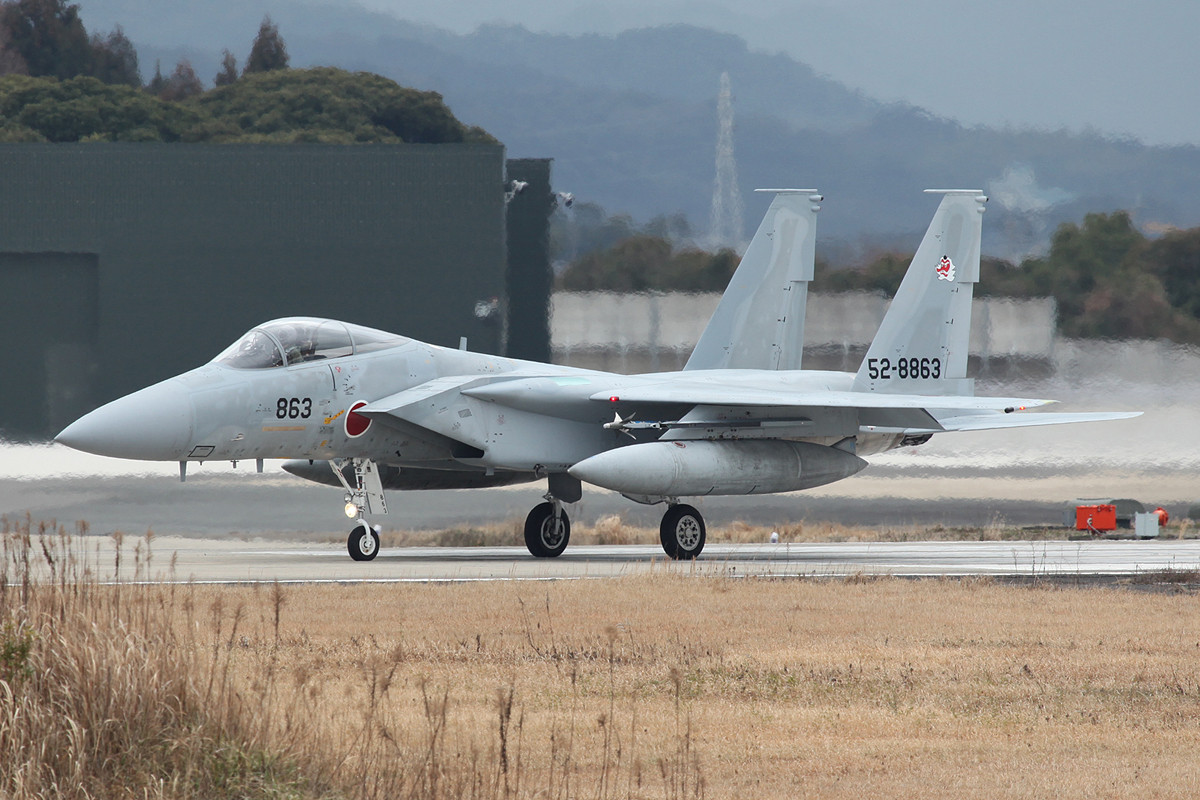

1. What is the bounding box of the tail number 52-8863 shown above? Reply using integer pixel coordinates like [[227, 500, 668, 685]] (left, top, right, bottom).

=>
[[867, 357, 941, 380]]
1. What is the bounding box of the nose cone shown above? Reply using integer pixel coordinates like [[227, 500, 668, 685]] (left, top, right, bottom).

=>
[[55, 379, 194, 460]]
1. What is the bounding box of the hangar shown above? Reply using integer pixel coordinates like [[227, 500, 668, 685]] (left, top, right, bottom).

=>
[[0, 143, 553, 439]]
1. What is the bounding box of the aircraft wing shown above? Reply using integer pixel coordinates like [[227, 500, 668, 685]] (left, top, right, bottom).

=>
[[588, 382, 1140, 436], [592, 382, 1055, 412]]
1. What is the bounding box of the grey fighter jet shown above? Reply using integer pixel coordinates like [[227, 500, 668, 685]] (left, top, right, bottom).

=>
[[56, 190, 1138, 561]]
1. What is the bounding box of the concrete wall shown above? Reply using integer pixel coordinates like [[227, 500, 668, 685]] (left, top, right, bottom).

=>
[[551, 290, 1057, 374]]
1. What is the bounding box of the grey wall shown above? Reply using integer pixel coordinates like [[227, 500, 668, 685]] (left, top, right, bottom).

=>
[[504, 158, 554, 363], [0, 143, 529, 438]]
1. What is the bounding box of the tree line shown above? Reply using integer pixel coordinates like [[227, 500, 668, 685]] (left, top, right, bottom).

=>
[[0, 0, 493, 143], [557, 210, 1200, 345], [0, 0, 290, 93]]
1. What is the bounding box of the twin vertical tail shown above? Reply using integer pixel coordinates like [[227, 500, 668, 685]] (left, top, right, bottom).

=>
[[852, 190, 988, 396], [684, 189, 822, 371]]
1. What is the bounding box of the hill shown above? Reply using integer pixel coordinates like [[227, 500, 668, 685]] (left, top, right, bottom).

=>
[[29, 3, 1200, 255]]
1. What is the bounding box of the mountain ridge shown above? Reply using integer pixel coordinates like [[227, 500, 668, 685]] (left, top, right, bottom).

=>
[[75, 2, 1200, 255]]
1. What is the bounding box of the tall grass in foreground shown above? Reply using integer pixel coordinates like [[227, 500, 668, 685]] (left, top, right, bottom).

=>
[[9, 514, 1200, 798], [0, 516, 702, 799]]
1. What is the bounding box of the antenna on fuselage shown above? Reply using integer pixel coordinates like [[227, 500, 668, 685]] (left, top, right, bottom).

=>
[[459, 337, 468, 351]]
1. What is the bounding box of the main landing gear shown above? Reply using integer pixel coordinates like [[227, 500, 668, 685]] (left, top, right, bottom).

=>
[[521, 473, 707, 560], [524, 500, 570, 558], [659, 503, 706, 560], [523, 473, 577, 558]]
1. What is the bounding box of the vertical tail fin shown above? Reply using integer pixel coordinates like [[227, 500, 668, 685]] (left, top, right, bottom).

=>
[[853, 190, 988, 395], [685, 189, 822, 371]]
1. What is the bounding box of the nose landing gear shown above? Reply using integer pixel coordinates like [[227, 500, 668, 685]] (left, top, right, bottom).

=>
[[330, 458, 387, 562]]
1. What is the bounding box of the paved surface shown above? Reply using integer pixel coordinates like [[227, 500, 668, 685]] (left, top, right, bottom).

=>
[[0, 473, 1087, 538], [7, 465, 1194, 539], [62, 537, 1200, 584]]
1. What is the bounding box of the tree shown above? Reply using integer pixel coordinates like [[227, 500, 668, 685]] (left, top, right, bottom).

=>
[[557, 234, 741, 293], [144, 58, 165, 96], [213, 48, 237, 86], [812, 253, 910, 294], [0, 21, 28, 75], [1143, 227, 1200, 321], [243, 15, 287, 75], [89, 25, 138, 86], [0, 0, 91, 79], [0, 74, 202, 141], [0, 64, 493, 145], [159, 59, 202, 101], [559, 235, 671, 292], [192, 67, 488, 144], [1017, 212, 1145, 331], [550, 201, 637, 263]]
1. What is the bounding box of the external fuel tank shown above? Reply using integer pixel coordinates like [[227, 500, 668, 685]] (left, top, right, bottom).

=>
[[568, 440, 867, 497]]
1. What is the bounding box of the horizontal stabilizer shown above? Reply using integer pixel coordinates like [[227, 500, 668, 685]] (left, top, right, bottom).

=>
[[933, 410, 1142, 432]]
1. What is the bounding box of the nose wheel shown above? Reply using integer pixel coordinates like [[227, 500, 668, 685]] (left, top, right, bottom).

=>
[[347, 520, 380, 561]]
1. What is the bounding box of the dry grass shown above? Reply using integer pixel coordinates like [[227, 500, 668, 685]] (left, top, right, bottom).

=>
[[5, 515, 1200, 798]]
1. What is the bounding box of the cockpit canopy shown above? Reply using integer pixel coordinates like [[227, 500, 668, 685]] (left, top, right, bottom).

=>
[[215, 317, 406, 369]]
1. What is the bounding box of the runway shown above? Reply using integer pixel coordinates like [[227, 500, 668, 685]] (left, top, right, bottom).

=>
[[78, 536, 1200, 584]]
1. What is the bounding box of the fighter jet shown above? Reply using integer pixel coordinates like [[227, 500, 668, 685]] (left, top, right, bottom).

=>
[[56, 189, 1138, 561]]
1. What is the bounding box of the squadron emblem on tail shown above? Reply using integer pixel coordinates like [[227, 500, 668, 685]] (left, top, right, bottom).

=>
[[936, 255, 956, 281]]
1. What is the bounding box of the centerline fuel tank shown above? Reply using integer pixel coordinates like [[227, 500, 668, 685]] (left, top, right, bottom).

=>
[[568, 440, 868, 497]]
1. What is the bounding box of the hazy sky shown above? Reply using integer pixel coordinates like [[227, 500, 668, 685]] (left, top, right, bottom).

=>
[[354, 0, 1200, 148]]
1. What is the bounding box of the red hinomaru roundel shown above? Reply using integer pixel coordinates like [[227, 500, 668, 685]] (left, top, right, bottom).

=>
[[345, 401, 371, 438]]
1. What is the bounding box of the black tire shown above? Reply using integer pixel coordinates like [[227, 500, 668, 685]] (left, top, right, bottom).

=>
[[348, 522, 380, 561], [660, 504, 706, 559], [523, 502, 570, 558]]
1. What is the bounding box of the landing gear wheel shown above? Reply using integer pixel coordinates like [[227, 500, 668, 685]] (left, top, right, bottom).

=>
[[348, 521, 380, 561], [524, 502, 570, 558], [660, 504, 706, 560]]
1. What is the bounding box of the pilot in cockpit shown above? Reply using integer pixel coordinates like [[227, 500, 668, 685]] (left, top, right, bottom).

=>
[[272, 325, 303, 366], [299, 330, 319, 361]]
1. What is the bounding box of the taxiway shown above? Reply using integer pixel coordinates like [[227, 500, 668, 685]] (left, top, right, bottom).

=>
[[74, 537, 1200, 584]]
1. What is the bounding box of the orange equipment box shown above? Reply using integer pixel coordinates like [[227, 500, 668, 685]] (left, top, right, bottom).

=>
[[1076, 504, 1117, 532]]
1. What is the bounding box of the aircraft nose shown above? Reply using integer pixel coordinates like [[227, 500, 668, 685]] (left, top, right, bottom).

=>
[[55, 378, 194, 460]]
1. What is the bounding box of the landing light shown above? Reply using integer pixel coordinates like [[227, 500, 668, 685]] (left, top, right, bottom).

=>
[[344, 501, 358, 518]]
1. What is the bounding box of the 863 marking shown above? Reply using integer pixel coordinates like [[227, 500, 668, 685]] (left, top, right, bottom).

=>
[[276, 397, 312, 419]]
